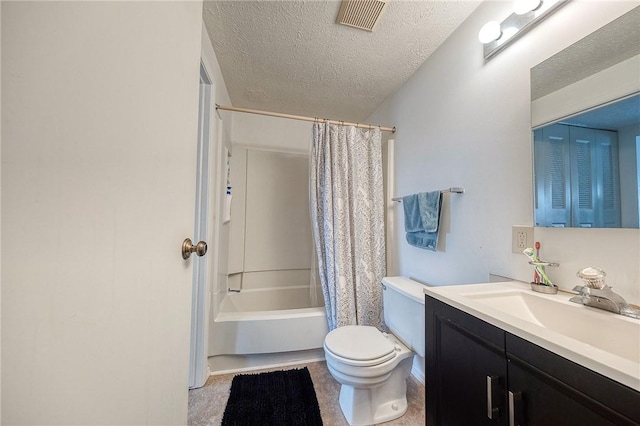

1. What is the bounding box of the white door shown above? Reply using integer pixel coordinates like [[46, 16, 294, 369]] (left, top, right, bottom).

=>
[[2, 2, 202, 424], [189, 64, 215, 389]]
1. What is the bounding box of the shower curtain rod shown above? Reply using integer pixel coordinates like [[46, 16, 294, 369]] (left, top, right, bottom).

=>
[[215, 104, 396, 133]]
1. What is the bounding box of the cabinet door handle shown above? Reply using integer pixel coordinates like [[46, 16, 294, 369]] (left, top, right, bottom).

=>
[[486, 375, 500, 419], [509, 390, 523, 426]]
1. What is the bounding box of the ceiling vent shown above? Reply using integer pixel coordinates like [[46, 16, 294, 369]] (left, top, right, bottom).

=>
[[336, 0, 387, 32]]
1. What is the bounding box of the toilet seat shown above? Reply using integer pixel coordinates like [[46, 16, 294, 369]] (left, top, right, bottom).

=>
[[324, 325, 397, 367]]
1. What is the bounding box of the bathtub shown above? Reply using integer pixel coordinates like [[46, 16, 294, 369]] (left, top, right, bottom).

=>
[[210, 285, 328, 355]]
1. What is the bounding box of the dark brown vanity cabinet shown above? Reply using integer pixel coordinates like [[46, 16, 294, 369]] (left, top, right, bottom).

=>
[[426, 296, 640, 426], [425, 296, 507, 425]]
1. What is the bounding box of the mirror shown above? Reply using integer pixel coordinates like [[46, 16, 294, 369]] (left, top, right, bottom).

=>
[[531, 7, 640, 228]]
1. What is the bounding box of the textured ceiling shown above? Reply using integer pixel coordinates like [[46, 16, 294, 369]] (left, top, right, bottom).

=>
[[531, 6, 640, 101], [560, 94, 640, 131], [203, 0, 482, 122]]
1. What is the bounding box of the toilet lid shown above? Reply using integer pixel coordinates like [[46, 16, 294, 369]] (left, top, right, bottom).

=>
[[324, 325, 396, 362]]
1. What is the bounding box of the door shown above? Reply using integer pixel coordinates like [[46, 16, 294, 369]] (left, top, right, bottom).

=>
[[570, 126, 599, 227], [433, 318, 507, 425], [569, 126, 621, 228], [426, 297, 508, 426], [189, 64, 216, 389], [2, 2, 202, 424], [595, 129, 621, 228], [507, 360, 620, 426], [534, 125, 571, 227]]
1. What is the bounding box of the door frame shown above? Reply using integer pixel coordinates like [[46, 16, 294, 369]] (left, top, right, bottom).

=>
[[188, 61, 216, 389]]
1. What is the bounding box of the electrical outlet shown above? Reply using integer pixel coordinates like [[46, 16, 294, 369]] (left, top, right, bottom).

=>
[[512, 226, 534, 253]]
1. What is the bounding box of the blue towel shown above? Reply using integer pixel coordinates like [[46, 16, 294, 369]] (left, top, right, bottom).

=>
[[402, 194, 423, 232], [403, 191, 442, 251], [418, 191, 441, 232]]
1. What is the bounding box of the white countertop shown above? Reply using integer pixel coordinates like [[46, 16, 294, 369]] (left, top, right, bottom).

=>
[[424, 280, 640, 392]]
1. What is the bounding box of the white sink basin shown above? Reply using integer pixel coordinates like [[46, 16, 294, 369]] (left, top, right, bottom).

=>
[[424, 281, 640, 391], [464, 290, 640, 364]]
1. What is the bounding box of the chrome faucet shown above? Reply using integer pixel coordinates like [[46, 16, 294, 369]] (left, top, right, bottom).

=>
[[570, 285, 640, 319]]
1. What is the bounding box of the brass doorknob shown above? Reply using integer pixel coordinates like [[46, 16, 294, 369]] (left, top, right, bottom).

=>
[[182, 238, 208, 259]]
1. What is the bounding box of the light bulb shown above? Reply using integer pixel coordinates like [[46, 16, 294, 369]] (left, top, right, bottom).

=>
[[478, 21, 502, 44], [501, 26, 519, 41], [513, 0, 541, 15]]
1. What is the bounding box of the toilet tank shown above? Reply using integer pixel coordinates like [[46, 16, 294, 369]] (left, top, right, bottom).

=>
[[382, 276, 426, 357]]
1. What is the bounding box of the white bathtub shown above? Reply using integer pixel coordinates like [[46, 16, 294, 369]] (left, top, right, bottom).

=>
[[210, 286, 328, 355]]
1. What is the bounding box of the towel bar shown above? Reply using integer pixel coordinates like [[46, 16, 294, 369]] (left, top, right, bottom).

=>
[[392, 187, 464, 202]]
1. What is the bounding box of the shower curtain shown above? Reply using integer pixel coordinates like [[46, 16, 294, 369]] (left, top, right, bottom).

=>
[[310, 122, 386, 330]]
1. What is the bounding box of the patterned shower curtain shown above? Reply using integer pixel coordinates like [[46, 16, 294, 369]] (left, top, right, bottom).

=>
[[310, 122, 386, 330]]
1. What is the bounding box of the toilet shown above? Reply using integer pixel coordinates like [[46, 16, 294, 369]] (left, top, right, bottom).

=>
[[323, 276, 425, 425]]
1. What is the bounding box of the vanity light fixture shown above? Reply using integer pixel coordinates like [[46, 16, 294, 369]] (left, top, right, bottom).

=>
[[513, 0, 542, 15], [478, 21, 502, 44], [480, 0, 569, 60]]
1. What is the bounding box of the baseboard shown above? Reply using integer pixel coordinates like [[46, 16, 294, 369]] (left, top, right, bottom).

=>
[[209, 348, 426, 386], [411, 364, 425, 384]]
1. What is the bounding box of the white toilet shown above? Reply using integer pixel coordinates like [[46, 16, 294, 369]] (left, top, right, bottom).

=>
[[323, 276, 425, 425]]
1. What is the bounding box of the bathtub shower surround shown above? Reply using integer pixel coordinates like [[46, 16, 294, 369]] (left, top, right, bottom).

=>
[[210, 145, 328, 367], [310, 122, 386, 329]]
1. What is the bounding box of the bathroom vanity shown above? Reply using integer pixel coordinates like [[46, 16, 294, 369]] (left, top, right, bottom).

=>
[[424, 281, 640, 426]]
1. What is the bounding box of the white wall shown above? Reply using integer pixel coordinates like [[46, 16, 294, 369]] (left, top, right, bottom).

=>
[[368, 2, 640, 304], [200, 21, 245, 347], [232, 113, 312, 154], [201, 25, 232, 111], [200, 22, 235, 322], [2, 2, 203, 424], [0, 2, 3, 419]]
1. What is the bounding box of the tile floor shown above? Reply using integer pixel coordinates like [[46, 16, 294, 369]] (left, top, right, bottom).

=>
[[188, 360, 425, 425]]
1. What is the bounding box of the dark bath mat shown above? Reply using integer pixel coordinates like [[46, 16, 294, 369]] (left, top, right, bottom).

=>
[[221, 367, 323, 426]]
